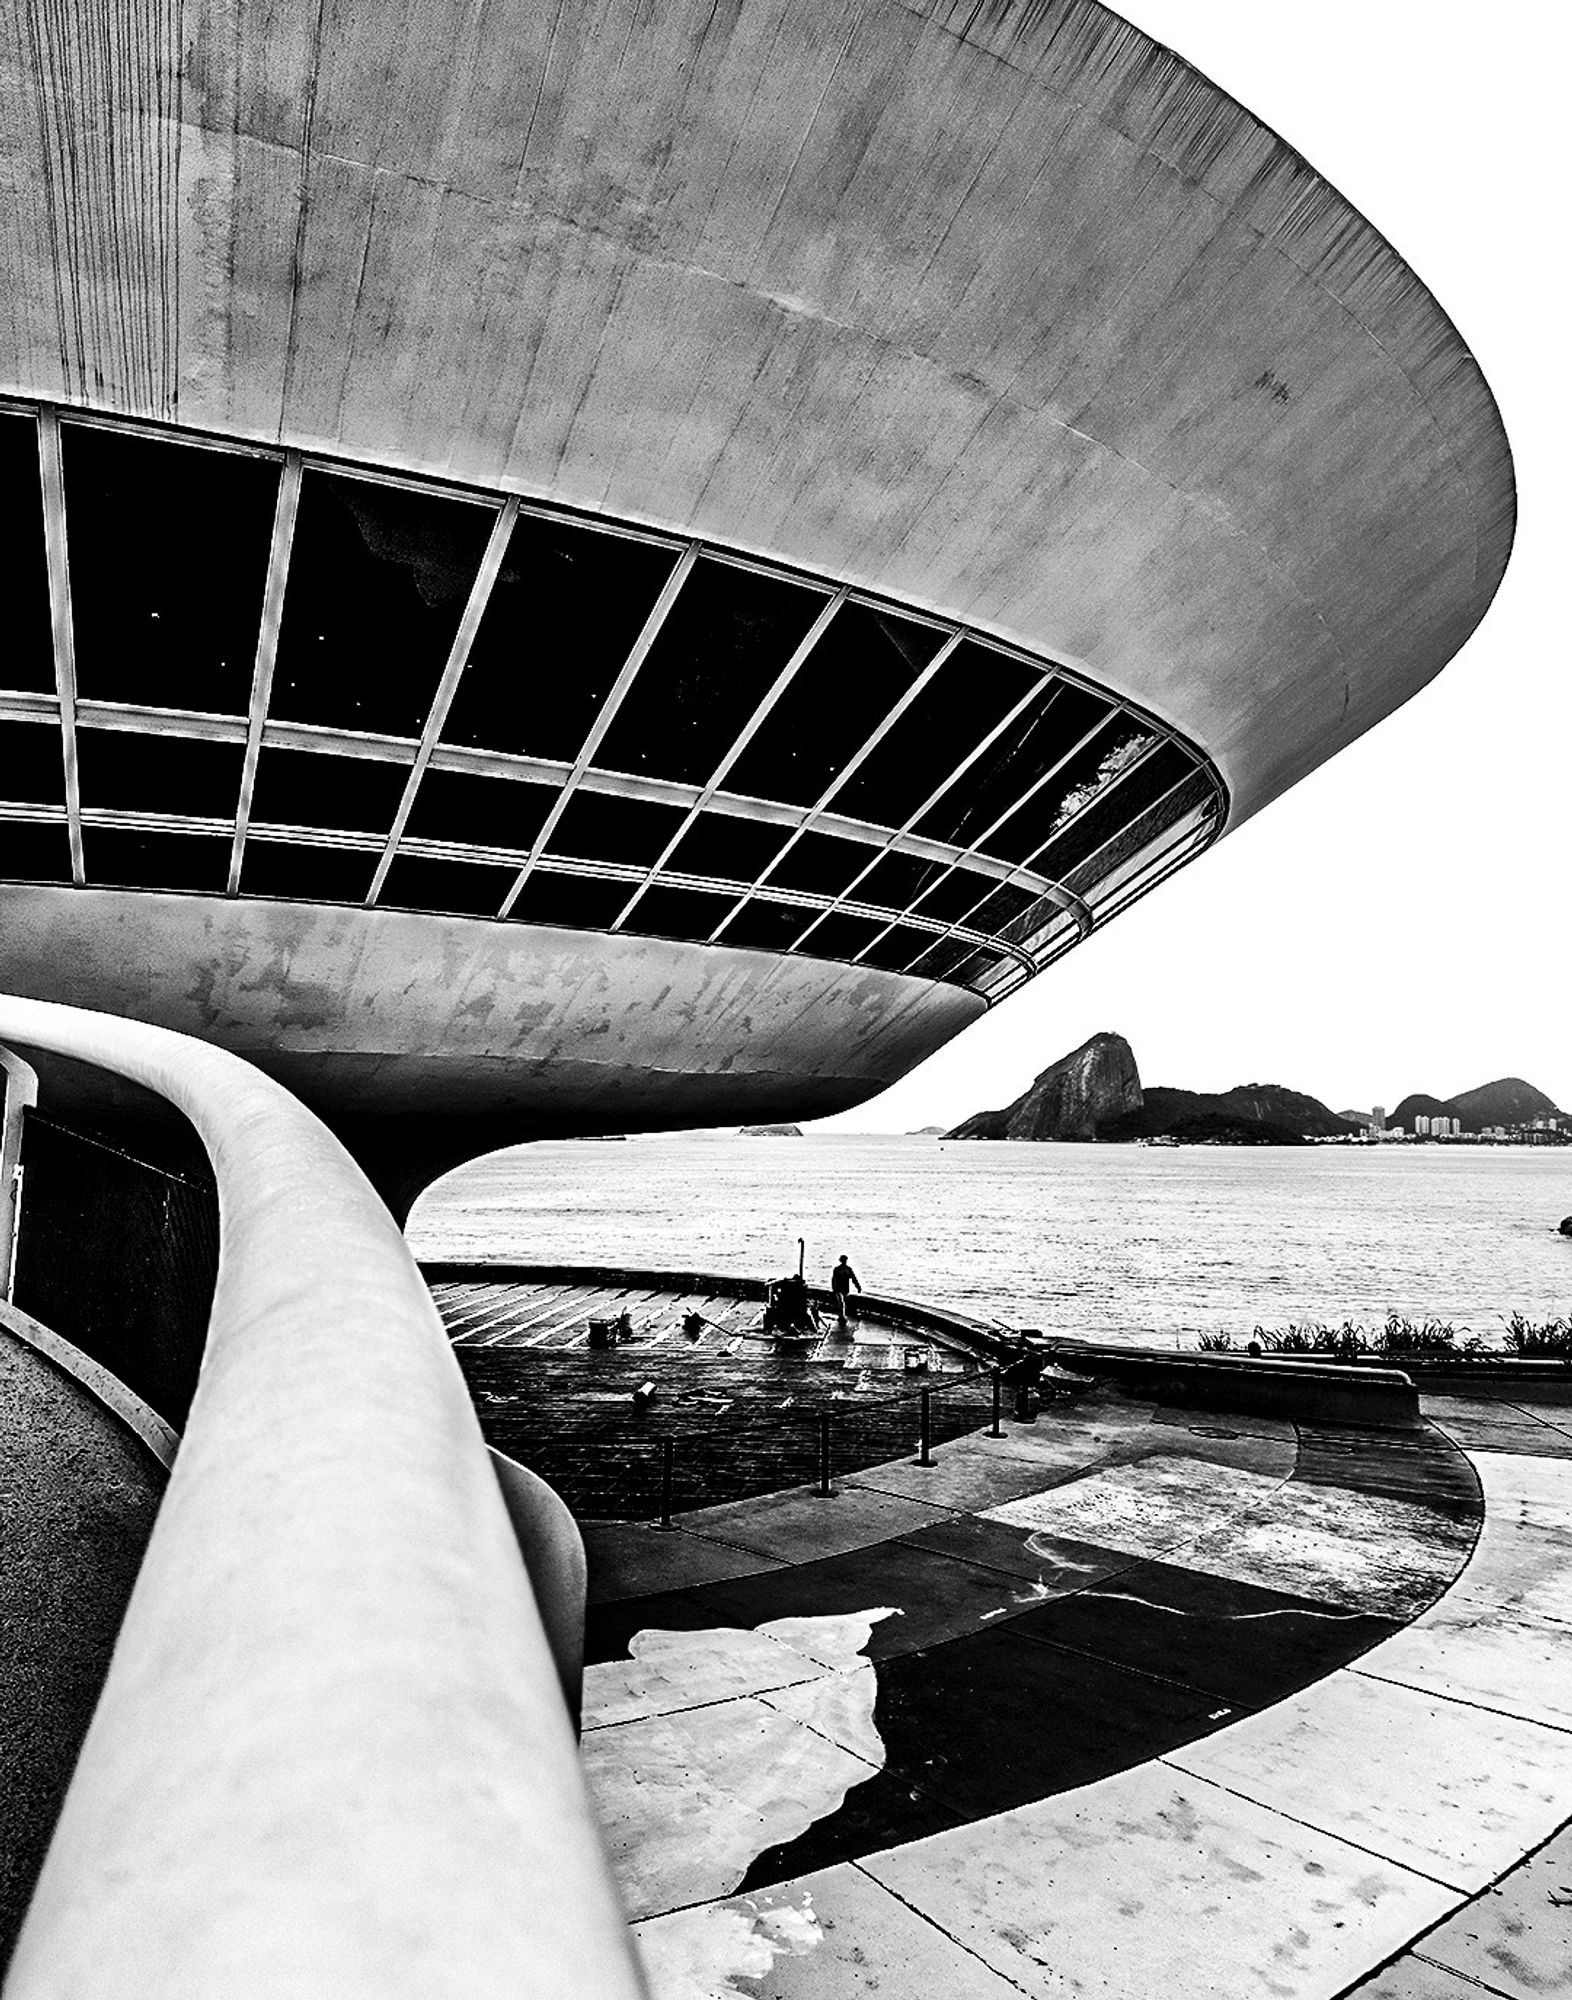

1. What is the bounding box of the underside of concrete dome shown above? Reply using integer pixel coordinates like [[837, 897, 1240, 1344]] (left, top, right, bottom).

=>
[[0, 0, 1513, 1196]]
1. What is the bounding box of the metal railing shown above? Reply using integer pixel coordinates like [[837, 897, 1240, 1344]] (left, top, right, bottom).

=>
[[9, 1111, 219, 1425], [460, 1361, 1055, 1525], [0, 998, 643, 2000]]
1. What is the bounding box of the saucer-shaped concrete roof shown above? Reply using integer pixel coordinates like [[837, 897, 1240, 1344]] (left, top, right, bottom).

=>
[[0, 0, 1513, 1191], [4, 0, 1512, 826]]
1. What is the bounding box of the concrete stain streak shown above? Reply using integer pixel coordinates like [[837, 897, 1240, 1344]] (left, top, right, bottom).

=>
[[276, 0, 330, 427], [24, 0, 181, 416], [1084, 1588, 1379, 1626]]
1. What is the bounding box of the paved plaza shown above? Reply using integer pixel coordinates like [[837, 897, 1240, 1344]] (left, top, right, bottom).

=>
[[582, 1387, 1572, 1998]]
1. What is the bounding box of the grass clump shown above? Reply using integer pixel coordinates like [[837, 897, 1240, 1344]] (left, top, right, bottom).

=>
[[1502, 1311, 1572, 1358], [1199, 1312, 1572, 1363]]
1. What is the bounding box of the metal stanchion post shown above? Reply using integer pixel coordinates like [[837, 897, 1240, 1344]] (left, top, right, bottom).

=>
[[989, 1367, 1003, 1438], [658, 1437, 675, 1528], [817, 1409, 833, 1497], [917, 1387, 933, 1467]]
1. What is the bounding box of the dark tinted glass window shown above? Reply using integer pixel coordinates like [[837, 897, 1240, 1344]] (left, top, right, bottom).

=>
[[0, 822, 71, 883], [1036, 739, 1187, 880], [961, 879, 1040, 933], [713, 899, 808, 953], [592, 559, 826, 785], [249, 750, 407, 833], [832, 642, 1040, 828], [441, 515, 678, 759], [76, 730, 243, 820], [916, 682, 1109, 849], [994, 891, 1073, 949], [508, 870, 631, 931], [546, 791, 686, 869], [240, 841, 375, 904], [768, 830, 878, 899], [724, 602, 945, 808], [900, 865, 999, 924], [666, 811, 787, 884], [973, 723, 1144, 867], [403, 768, 555, 853], [909, 935, 981, 984], [85, 829, 229, 892], [270, 473, 493, 736], [1065, 770, 1216, 900], [624, 884, 738, 943], [0, 414, 55, 694], [796, 910, 888, 962], [846, 848, 955, 913], [381, 854, 515, 916], [62, 425, 279, 713], [0, 720, 65, 804], [954, 948, 1010, 990], [1093, 797, 1217, 912], [859, 925, 933, 974]]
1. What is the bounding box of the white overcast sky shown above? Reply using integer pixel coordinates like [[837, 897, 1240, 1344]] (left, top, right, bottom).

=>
[[825, 0, 1568, 1132]]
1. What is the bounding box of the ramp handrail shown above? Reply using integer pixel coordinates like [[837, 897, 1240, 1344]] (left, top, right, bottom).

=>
[[0, 997, 643, 1999]]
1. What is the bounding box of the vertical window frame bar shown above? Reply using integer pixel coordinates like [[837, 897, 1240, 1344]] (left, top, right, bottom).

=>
[[706, 628, 964, 945], [496, 542, 700, 919], [609, 585, 849, 932], [37, 411, 84, 884], [229, 453, 304, 894], [902, 740, 1180, 975], [851, 704, 1123, 965], [365, 496, 519, 907], [788, 670, 1056, 954]]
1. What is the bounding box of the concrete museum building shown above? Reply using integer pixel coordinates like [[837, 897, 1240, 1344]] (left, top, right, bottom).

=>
[[0, 0, 1512, 1207]]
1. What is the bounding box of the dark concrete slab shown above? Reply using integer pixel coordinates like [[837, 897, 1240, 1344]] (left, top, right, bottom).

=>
[[870, 1627, 1239, 1821], [845, 1440, 1077, 1513], [1433, 1414, 1572, 1460], [1150, 1404, 1298, 1445], [1007, 1557, 1403, 1710], [1177, 1476, 1477, 1620], [1294, 1422, 1481, 1513], [676, 1484, 955, 1563], [583, 1521, 784, 1605], [896, 1515, 1146, 1593], [583, 1588, 719, 1667], [659, 1538, 1052, 1663], [736, 1761, 965, 1894]]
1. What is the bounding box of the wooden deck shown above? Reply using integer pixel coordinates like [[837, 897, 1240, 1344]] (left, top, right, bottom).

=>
[[429, 1277, 974, 1375]]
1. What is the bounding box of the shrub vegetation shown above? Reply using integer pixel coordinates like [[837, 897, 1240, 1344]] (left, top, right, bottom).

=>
[[1196, 1313, 1572, 1362]]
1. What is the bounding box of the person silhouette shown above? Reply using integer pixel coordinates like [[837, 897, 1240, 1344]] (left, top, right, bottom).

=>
[[830, 1254, 862, 1329]]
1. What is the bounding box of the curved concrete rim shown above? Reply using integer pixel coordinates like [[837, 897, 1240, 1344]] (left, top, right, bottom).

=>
[[0, 996, 643, 2000], [1, 0, 1515, 832], [0, 1298, 177, 1473]]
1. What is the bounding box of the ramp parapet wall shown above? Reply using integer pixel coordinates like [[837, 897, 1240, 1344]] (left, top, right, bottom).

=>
[[1041, 1338, 1420, 1428], [0, 1002, 641, 2000]]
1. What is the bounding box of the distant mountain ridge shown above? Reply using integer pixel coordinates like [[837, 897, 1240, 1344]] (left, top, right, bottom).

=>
[[1102, 1082, 1352, 1144], [944, 1039, 1566, 1145], [947, 1036, 1354, 1145], [948, 1032, 1142, 1142], [1388, 1093, 1455, 1131], [1388, 1077, 1564, 1133]]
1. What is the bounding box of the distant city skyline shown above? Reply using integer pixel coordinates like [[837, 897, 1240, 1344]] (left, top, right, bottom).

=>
[[824, 0, 1565, 1134]]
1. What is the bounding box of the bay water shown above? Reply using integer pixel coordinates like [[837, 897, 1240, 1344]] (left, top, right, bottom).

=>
[[410, 1135, 1572, 1349]]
